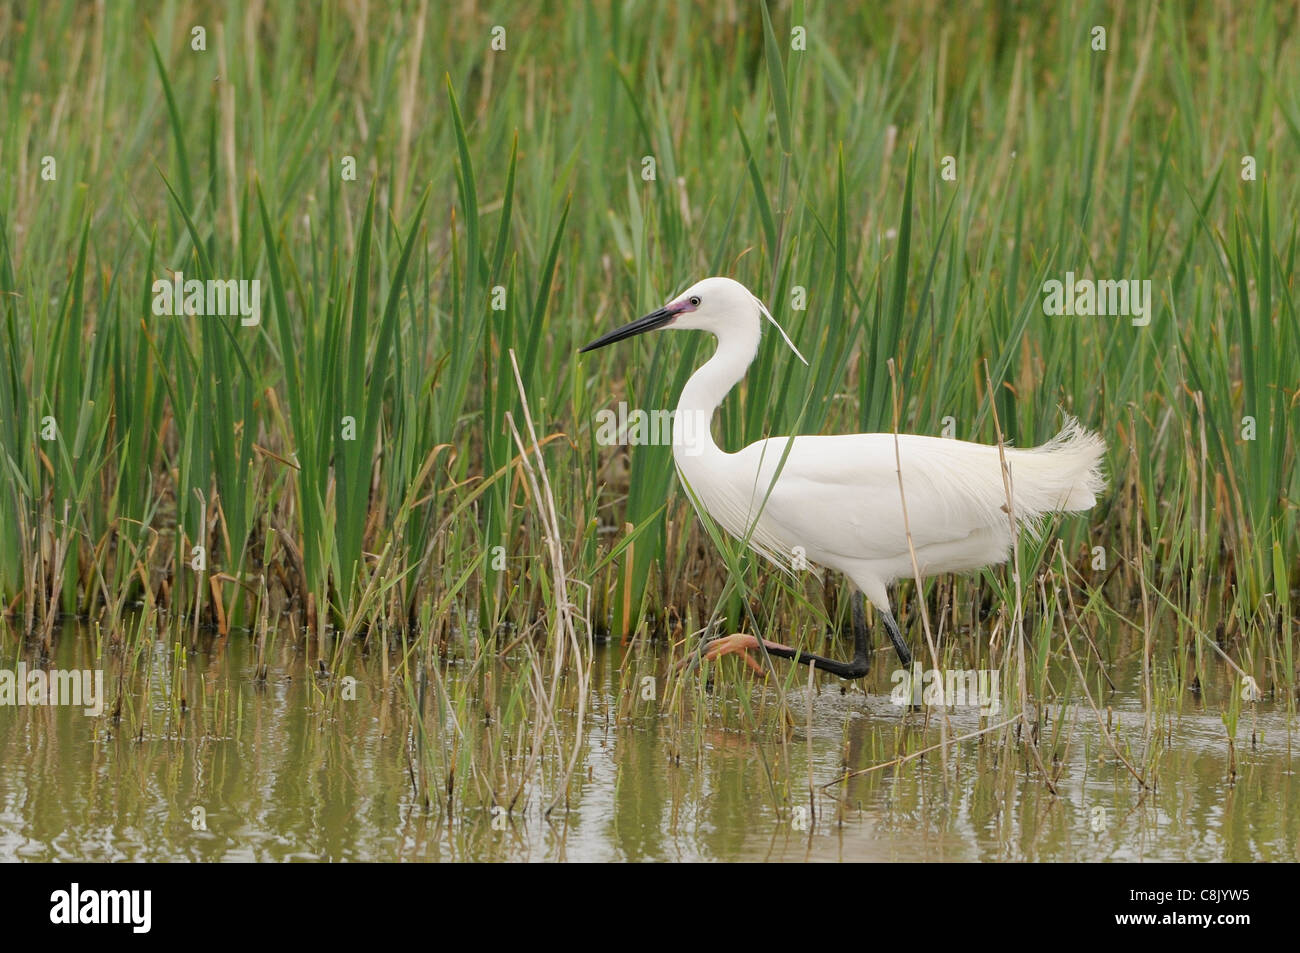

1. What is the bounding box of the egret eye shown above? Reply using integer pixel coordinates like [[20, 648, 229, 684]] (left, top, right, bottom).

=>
[[689, 296, 701, 307]]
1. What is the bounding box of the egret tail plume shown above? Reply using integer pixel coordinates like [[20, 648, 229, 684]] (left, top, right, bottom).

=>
[[1002, 415, 1107, 521]]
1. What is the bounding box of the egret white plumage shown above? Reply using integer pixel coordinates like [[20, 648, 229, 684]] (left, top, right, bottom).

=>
[[582, 277, 1106, 679]]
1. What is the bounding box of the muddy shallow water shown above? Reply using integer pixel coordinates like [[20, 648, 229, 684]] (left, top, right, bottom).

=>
[[1, 626, 1295, 862]]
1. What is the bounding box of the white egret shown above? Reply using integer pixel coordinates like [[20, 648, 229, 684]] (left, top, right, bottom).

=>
[[582, 277, 1106, 678]]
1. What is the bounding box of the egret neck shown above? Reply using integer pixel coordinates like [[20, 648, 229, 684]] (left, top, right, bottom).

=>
[[672, 315, 760, 467]]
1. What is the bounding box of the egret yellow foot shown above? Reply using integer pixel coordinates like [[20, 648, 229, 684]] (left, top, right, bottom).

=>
[[699, 633, 798, 676]]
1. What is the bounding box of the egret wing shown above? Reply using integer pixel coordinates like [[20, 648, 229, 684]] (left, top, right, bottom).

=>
[[732, 433, 1010, 563]]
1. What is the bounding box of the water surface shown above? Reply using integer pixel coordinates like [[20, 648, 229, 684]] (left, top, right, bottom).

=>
[[1, 627, 1295, 861]]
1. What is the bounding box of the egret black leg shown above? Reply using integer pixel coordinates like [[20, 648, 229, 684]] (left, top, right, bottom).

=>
[[727, 591, 874, 679], [764, 591, 917, 676], [880, 607, 913, 668], [692, 590, 912, 680]]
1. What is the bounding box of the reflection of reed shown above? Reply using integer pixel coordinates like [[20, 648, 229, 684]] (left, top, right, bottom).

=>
[[0, 625, 1294, 861]]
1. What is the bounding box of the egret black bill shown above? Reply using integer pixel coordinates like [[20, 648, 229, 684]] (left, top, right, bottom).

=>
[[580, 304, 682, 353]]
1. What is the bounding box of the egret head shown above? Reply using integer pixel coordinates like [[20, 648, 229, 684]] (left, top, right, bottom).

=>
[[580, 276, 806, 363]]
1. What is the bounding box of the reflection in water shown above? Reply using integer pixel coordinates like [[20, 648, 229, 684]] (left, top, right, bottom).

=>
[[0, 626, 1295, 861]]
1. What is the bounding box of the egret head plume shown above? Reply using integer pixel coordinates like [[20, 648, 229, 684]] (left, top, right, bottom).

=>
[[752, 293, 808, 365]]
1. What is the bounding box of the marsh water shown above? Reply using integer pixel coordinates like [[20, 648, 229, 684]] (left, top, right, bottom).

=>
[[1, 625, 1296, 862]]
